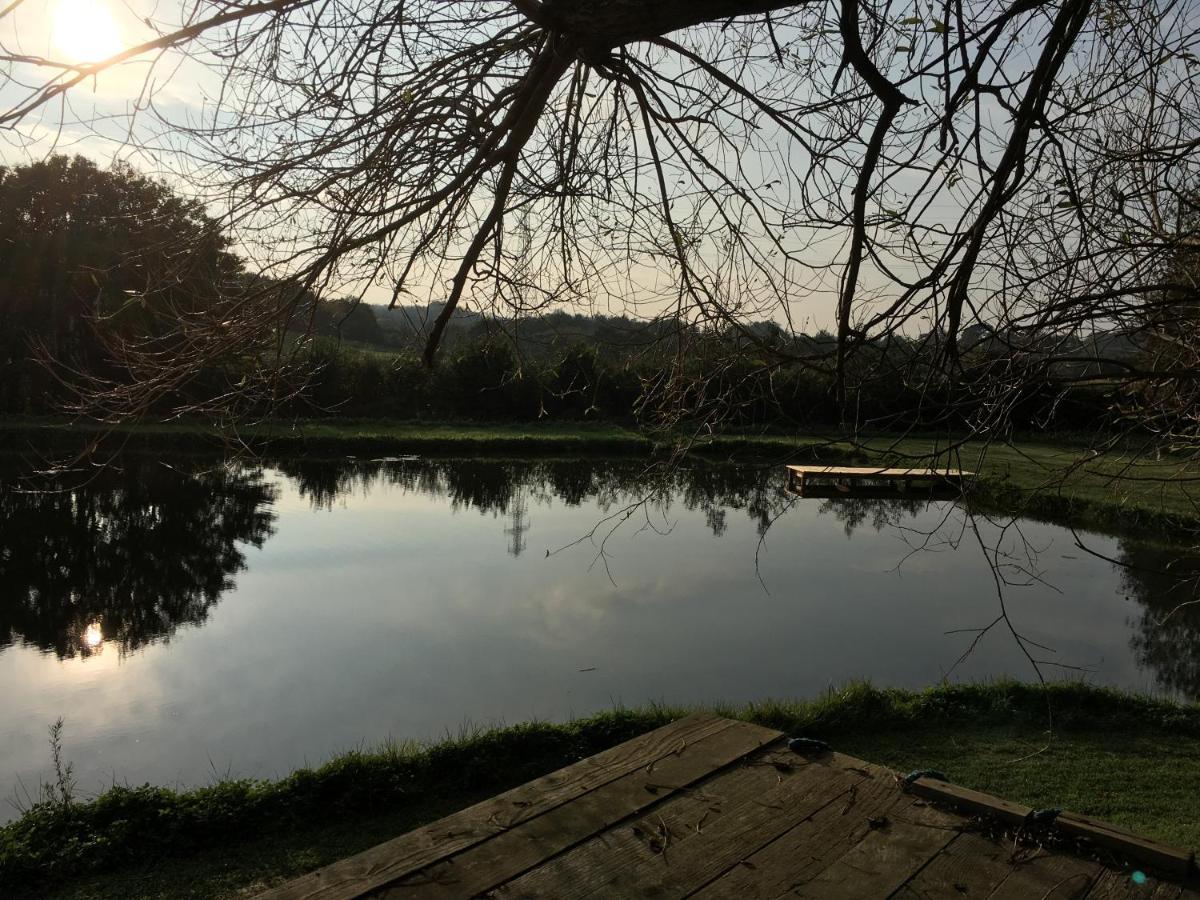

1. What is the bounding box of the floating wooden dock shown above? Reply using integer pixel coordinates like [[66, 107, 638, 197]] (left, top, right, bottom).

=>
[[258, 715, 1196, 899], [786, 464, 973, 496]]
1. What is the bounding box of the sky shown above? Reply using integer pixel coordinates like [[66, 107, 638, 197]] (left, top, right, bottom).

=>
[[0, 0, 240, 192], [2, 0, 1197, 337], [0, 1, 911, 332]]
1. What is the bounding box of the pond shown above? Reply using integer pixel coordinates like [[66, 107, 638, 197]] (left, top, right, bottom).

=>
[[1, 453, 1197, 821]]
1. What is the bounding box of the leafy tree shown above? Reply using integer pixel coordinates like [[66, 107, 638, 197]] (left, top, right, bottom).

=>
[[302, 297, 389, 346], [0, 155, 243, 413], [0, 459, 276, 658], [1126, 198, 1200, 442]]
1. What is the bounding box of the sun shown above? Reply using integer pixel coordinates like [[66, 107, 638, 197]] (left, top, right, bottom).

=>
[[53, 0, 122, 63]]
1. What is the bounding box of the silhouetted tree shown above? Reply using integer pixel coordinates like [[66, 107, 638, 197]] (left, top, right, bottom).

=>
[[0, 155, 245, 415], [0, 459, 276, 658], [1, 0, 1196, 442]]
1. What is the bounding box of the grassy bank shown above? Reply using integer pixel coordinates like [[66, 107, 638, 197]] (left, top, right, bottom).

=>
[[4, 682, 1200, 899], [0, 418, 655, 457], [4, 417, 1199, 536]]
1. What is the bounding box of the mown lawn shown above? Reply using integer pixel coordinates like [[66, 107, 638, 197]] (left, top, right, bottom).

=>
[[687, 431, 1200, 529]]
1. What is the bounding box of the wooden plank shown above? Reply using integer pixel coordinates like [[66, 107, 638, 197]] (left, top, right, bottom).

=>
[[891, 832, 1022, 899], [691, 759, 940, 899], [906, 777, 1032, 828], [1085, 868, 1188, 899], [255, 714, 740, 900], [488, 748, 871, 900], [984, 850, 1100, 899], [785, 797, 962, 899], [785, 466, 972, 479], [372, 720, 783, 899], [1056, 812, 1195, 879], [907, 778, 1195, 881], [430, 744, 803, 899]]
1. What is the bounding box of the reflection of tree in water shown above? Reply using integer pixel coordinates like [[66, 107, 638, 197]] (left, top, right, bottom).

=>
[[675, 464, 781, 537], [273, 458, 951, 553], [272, 457, 791, 540], [1119, 539, 1200, 699], [0, 459, 276, 658], [817, 497, 932, 538], [504, 486, 530, 557], [275, 459, 958, 547], [13, 450, 1197, 700]]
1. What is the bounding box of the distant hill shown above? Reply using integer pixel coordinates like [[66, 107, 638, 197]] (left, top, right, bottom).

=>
[[307, 299, 1147, 373]]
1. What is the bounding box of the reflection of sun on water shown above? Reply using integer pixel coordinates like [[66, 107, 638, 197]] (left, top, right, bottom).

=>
[[53, 0, 122, 62], [83, 621, 103, 650]]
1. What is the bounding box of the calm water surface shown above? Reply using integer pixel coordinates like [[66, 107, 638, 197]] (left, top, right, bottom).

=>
[[1, 454, 1196, 820]]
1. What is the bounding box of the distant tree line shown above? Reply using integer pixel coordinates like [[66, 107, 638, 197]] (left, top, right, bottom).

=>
[[0, 155, 246, 416], [285, 334, 1118, 433], [1, 155, 1128, 433]]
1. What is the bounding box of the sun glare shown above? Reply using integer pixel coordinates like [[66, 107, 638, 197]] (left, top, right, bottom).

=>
[[53, 0, 122, 63], [83, 621, 104, 650]]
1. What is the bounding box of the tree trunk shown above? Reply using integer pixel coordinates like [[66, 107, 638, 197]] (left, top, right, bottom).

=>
[[541, 0, 802, 47]]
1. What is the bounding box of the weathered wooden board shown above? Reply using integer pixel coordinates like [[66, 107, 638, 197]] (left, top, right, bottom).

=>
[[690, 761, 942, 899], [483, 746, 815, 899], [907, 777, 1196, 879], [493, 750, 868, 899], [256, 718, 1197, 900], [982, 850, 1099, 899], [1086, 868, 1194, 899], [889, 833, 1012, 899], [786, 466, 973, 479], [905, 777, 1032, 827], [1056, 811, 1195, 878], [257, 714, 745, 900], [374, 720, 782, 899], [785, 807, 960, 898]]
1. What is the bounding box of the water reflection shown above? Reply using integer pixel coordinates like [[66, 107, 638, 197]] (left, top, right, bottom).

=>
[[4, 452, 1200, 822], [816, 497, 932, 537], [1120, 539, 1200, 696], [213, 455, 1200, 704], [272, 457, 789, 541], [0, 453, 1197, 703], [0, 458, 276, 658]]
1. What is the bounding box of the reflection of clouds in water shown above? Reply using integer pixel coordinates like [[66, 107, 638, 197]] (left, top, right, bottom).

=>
[[270, 457, 1200, 701], [499, 576, 677, 646], [1, 453, 1197, 826], [2, 453, 1195, 704]]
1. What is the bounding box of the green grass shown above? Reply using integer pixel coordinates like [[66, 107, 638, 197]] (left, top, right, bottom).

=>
[[839, 728, 1200, 849], [36, 796, 495, 900], [0, 417, 652, 455], [689, 432, 1200, 529], [5, 682, 1200, 899]]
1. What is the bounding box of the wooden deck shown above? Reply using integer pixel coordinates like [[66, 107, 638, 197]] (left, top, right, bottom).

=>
[[786, 465, 973, 496], [258, 715, 1197, 899]]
